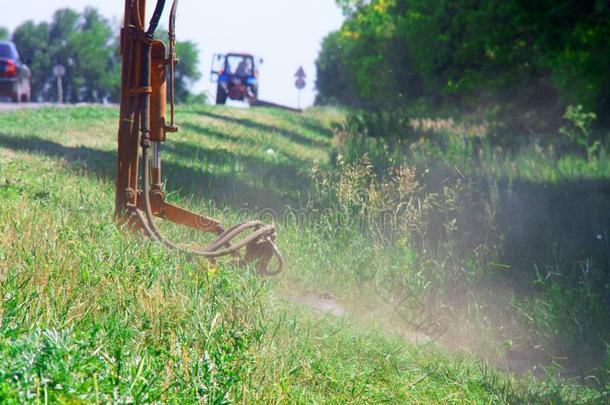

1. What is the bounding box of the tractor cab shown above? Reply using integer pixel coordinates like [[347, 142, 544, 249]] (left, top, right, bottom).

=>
[[211, 53, 261, 105]]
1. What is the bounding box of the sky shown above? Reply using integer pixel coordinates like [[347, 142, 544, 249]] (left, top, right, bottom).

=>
[[0, 0, 344, 108]]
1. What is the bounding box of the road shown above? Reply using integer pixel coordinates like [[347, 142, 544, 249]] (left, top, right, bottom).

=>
[[0, 102, 54, 112], [0, 103, 118, 113]]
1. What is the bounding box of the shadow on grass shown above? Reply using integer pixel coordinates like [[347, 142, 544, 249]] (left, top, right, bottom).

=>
[[179, 121, 319, 163], [0, 132, 305, 213], [497, 179, 610, 282], [298, 116, 335, 139], [494, 178, 610, 375], [404, 164, 610, 376], [180, 122, 260, 148], [469, 176, 609, 374], [196, 110, 330, 148], [420, 164, 610, 292], [163, 128, 312, 201]]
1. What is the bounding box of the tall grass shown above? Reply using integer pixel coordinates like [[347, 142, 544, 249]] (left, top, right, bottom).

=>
[[0, 106, 607, 402], [325, 109, 610, 383]]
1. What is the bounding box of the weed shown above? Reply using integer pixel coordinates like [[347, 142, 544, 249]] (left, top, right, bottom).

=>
[[560, 104, 601, 160]]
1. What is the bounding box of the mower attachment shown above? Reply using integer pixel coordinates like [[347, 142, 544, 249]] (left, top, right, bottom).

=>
[[115, 0, 283, 276]]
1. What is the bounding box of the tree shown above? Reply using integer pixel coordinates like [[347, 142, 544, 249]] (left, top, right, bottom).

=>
[[11, 7, 201, 104], [317, 0, 610, 129], [315, 32, 359, 105], [317, 0, 424, 108], [174, 41, 201, 103], [0, 27, 8, 40], [66, 8, 119, 103]]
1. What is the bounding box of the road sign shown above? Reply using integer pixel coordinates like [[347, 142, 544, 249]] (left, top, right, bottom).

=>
[[294, 66, 307, 109], [295, 66, 306, 79], [295, 66, 307, 90], [53, 64, 66, 78]]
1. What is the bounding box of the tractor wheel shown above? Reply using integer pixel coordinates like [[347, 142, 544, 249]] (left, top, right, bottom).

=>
[[246, 86, 258, 106], [216, 87, 227, 105]]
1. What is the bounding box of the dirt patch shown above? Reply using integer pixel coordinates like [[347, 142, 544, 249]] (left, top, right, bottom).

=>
[[283, 291, 347, 317], [281, 290, 436, 346], [280, 285, 559, 378]]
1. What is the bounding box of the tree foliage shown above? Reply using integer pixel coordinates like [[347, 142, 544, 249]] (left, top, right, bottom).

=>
[[10, 7, 201, 103], [317, 0, 610, 127]]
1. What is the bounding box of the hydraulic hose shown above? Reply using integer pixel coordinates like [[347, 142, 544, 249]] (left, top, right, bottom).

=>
[[169, 0, 179, 32], [168, 0, 179, 126], [146, 0, 166, 37], [139, 137, 284, 273]]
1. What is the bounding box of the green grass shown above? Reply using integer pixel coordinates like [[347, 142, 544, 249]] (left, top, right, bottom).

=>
[[0, 105, 606, 403]]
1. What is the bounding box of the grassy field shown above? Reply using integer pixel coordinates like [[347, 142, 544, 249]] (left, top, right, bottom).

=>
[[0, 105, 607, 403]]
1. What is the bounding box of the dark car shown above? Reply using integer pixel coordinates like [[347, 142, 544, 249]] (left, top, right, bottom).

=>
[[0, 41, 31, 103], [211, 53, 260, 105]]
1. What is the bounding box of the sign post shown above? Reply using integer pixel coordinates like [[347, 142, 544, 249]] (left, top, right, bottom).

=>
[[53, 64, 66, 104], [294, 66, 306, 110]]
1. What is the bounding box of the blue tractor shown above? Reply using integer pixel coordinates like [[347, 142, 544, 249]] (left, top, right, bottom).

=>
[[211, 53, 261, 105]]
